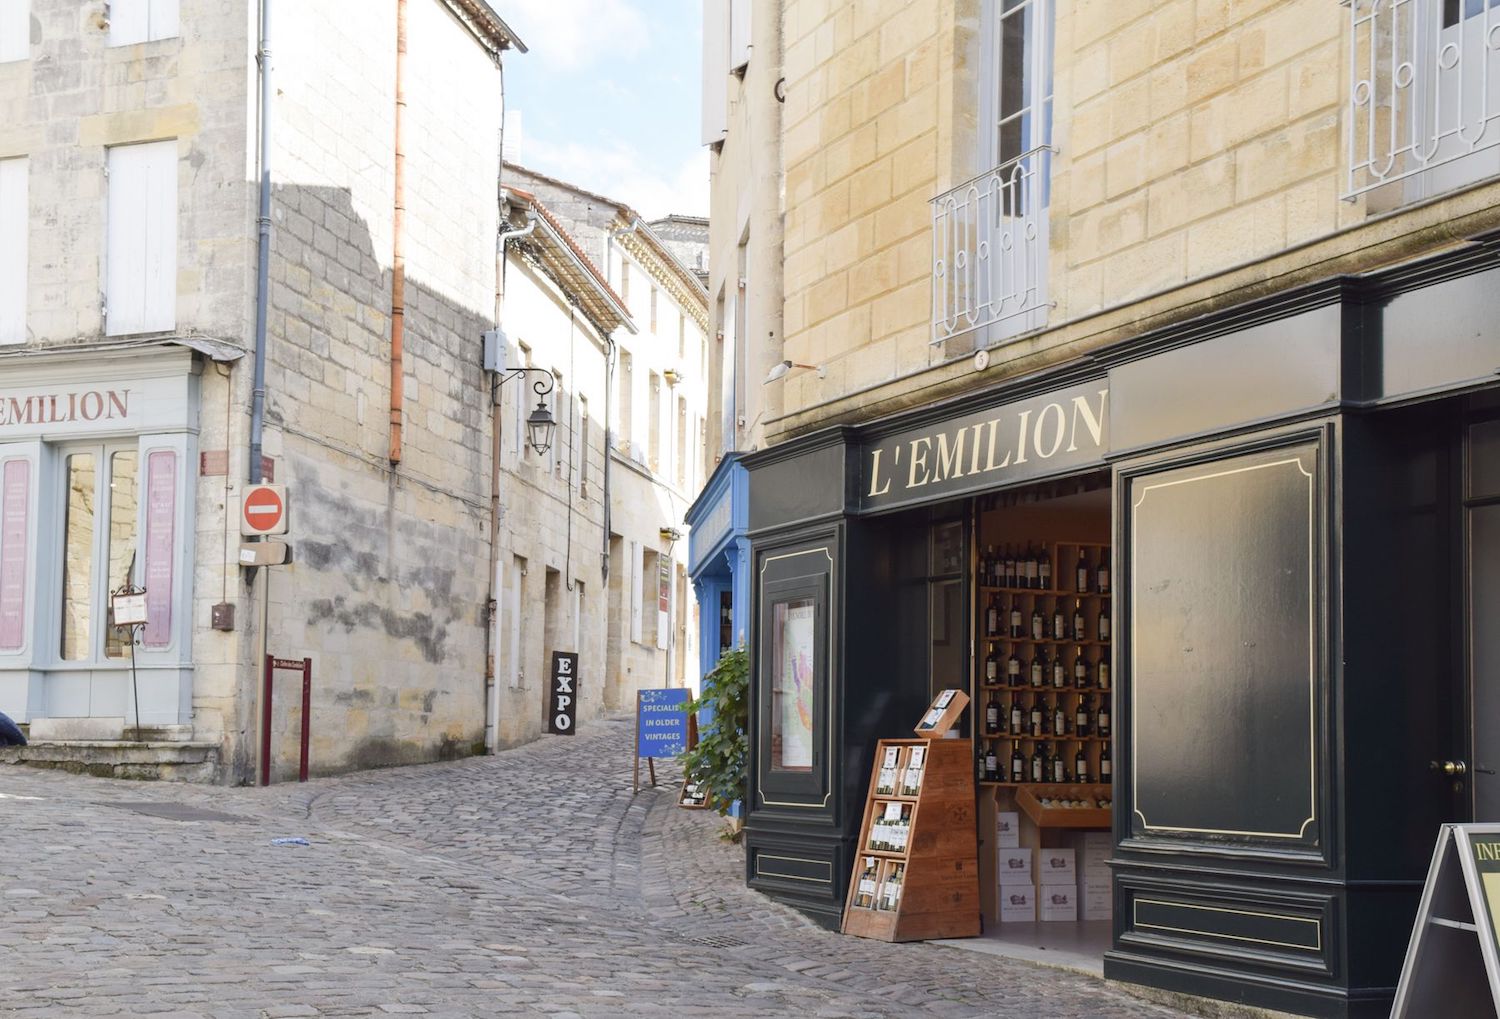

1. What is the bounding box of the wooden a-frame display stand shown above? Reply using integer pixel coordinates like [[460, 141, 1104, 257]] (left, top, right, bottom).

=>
[[842, 690, 981, 942]]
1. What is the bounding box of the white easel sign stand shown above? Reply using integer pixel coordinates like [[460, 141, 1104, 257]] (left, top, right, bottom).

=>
[[1391, 824, 1500, 1018]]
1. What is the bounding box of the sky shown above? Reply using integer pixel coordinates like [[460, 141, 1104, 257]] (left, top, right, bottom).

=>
[[499, 0, 708, 220]]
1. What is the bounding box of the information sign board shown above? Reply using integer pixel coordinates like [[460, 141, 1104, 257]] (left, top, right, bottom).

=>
[[545, 652, 578, 735], [1392, 823, 1500, 1018], [637, 688, 690, 757]]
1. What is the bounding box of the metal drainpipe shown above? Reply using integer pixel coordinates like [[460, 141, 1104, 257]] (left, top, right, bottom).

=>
[[485, 214, 536, 754], [388, 0, 408, 465], [249, 0, 272, 486]]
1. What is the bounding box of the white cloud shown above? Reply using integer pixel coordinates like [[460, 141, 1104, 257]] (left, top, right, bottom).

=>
[[516, 136, 708, 219], [501, 0, 650, 70]]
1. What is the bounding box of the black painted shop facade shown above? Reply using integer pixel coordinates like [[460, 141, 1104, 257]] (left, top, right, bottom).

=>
[[740, 240, 1500, 1019]]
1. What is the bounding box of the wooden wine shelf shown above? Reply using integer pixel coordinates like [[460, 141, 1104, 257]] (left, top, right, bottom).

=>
[[842, 737, 981, 943], [1016, 784, 1113, 829], [980, 586, 1113, 597]]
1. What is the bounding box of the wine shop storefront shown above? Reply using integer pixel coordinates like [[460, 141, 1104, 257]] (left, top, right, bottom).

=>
[[740, 241, 1500, 1019]]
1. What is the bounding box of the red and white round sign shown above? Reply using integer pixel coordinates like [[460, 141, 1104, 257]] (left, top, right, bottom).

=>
[[241, 484, 288, 536]]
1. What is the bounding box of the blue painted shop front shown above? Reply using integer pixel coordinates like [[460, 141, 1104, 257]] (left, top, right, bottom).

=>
[[685, 453, 750, 683]]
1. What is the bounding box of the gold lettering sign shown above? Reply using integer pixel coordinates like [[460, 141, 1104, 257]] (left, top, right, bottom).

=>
[[862, 383, 1109, 509]]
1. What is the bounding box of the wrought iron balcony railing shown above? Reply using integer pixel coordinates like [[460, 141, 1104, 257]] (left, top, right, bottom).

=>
[[930, 146, 1053, 347], [1345, 0, 1500, 198]]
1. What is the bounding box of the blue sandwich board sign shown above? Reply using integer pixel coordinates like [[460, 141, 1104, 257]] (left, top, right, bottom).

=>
[[634, 688, 690, 793]]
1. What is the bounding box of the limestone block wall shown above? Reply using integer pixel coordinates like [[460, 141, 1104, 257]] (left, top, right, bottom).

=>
[[251, 0, 503, 778], [771, 0, 1500, 440]]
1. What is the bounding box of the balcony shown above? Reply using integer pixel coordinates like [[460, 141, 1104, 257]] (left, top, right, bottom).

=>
[[1345, 0, 1500, 199], [930, 147, 1052, 348]]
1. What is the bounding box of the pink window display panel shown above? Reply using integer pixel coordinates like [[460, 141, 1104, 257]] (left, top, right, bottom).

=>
[[143, 450, 176, 647], [0, 459, 29, 651]]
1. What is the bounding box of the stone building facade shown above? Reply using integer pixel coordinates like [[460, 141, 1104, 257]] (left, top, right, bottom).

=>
[[719, 2, 1500, 1016], [502, 164, 712, 706], [0, 0, 527, 782]]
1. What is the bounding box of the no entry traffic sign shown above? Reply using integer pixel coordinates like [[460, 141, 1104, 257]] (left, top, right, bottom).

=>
[[241, 484, 288, 536]]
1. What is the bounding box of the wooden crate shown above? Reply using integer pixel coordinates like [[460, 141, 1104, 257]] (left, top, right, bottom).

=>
[[841, 737, 981, 942]]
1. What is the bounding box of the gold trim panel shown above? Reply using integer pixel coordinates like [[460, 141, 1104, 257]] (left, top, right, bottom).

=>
[[755, 854, 833, 884], [1133, 897, 1323, 953]]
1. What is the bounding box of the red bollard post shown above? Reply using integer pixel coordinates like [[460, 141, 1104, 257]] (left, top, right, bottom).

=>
[[298, 657, 312, 782], [260, 655, 273, 787]]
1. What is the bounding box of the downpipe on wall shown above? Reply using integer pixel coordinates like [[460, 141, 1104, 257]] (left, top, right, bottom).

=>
[[249, 0, 273, 787]]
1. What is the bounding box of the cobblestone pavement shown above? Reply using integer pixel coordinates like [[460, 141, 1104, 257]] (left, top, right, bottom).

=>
[[1, 717, 1191, 1018]]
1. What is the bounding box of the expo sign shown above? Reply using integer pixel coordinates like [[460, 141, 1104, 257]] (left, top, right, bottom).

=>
[[546, 652, 579, 735]]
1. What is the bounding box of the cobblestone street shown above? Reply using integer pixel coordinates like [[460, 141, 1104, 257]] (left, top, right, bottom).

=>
[[1, 719, 1191, 1018]]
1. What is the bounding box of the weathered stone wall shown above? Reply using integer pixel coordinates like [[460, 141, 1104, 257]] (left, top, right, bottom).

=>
[[253, 0, 502, 778]]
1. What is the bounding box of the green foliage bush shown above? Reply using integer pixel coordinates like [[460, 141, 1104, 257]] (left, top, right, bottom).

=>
[[679, 647, 748, 817]]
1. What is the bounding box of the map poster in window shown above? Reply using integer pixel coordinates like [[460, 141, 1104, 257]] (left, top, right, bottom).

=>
[[771, 598, 816, 771]]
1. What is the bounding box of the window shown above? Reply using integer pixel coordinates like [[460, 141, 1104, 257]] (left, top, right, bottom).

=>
[[619, 260, 631, 308], [629, 540, 642, 644], [58, 446, 140, 662], [0, 1, 28, 62], [616, 348, 633, 455], [650, 286, 659, 333], [676, 397, 687, 488], [108, 0, 179, 46], [678, 313, 687, 359], [0, 157, 26, 345], [513, 342, 531, 457], [507, 555, 525, 689], [547, 367, 562, 476], [648, 372, 662, 472], [106, 140, 177, 336], [641, 548, 660, 647], [578, 395, 589, 497], [769, 597, 816, 772]]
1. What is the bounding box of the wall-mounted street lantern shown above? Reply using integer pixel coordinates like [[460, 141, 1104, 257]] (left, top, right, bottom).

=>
[[494, 366, 557, 455]]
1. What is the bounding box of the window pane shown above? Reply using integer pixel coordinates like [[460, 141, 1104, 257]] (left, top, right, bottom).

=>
[[60, 453, 96, 660], [770, 598, 816, 772], [104, 450, 139, 660]]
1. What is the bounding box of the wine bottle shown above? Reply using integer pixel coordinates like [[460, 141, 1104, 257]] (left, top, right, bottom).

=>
[[985, 643, 1000, 685], [1009, 600, 1023, 639], [1052, 697, 1067, 738], [1030, 604, 1044, 641], [1051, 743, 1067, 783], [1030, 653, 1044, 689], [1075, 695, 1091, 738], [984, 545, 996, 585], [1075, 747, 1089, 784], [1076, 549, 1090, 593], [1072, 600, 1086, 642], [1052, 601, 1066, 640], [984, 742, 999, 782], [1051, 653, 1066, 689], [1074, 649, 1089, 688], [986, 596, 999, 636], [1098, 608, 1111, 643], [1030, 746, 1044, 783], [1098, 698, 1111, 738], [1009, 697, 1023, 734], [985, 693, 1000, 734], [1038, 548, 1052, 590], [1029, 699, 1043, 737], [1097, 555, 1110, 594], [1100, 743, 1112, 782], [1008, 650, 1023, 687], [856, 857, 880, 909], [1097, 657, 1111, 691], [1011, 744, 1026, 783], [1004, 545, 1017, 588], [1024, 544, 1039, 588]]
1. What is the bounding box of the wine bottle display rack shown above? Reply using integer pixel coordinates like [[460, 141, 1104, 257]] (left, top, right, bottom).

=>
[[843, 737, 981, 942], [974, 541, 1114, 789]]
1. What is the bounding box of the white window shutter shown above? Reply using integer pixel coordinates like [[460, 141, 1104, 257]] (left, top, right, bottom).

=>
[[701, 0, 728, 145], [0, 158, 25, 344], [107, 140, 177, 336], [0, 0, 29, 63], [108, 0, 149, 46], [148, 0, 178, 42], [729, 0, 750, 72]]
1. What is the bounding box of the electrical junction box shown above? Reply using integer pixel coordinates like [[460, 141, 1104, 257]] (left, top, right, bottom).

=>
[[482, 328, 509, 372]]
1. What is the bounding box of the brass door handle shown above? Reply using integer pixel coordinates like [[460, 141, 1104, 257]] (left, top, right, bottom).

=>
[[1431, 760, 1469, 777]]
